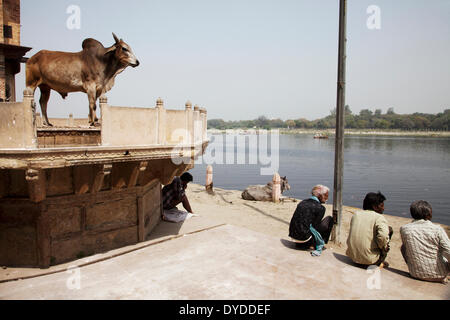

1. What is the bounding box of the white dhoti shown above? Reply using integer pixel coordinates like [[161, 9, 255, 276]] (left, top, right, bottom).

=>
[[162, 208, 198, 223]]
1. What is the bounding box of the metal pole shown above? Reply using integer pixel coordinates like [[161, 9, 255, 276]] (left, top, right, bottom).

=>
[[331, 0, 347, 245]]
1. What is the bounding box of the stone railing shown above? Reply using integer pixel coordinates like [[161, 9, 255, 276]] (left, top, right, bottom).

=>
[[100, 97, 207, 147], [0, 90, 208, 150]]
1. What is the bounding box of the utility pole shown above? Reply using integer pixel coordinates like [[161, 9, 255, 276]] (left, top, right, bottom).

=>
[[332, 0, 347, 245]]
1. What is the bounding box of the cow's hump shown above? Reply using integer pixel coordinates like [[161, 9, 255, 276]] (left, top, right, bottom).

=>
[[82, 38, 104, 51]]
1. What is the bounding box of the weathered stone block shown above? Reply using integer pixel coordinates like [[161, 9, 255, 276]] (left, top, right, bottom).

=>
[[48, 206, 82, 238], [8, 169, 27, 198], [46, 168, 73, 197], [0, 226, 37, 266], [86, 197, 137, 232]]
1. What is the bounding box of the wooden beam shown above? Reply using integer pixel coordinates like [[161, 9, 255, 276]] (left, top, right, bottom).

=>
[[73, 166, 92, 195], [91, 164, 112, 194]]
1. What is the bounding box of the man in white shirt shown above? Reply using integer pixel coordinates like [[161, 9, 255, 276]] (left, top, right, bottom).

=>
[[400, 200, 450, 283]]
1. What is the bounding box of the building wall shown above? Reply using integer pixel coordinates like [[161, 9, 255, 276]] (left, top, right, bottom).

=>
[[0, 177, 162, 267], [0, 0, 21, 101], [1, 0, 21, 46]]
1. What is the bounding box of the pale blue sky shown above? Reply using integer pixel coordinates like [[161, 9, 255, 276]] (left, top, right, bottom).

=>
[[17, 0, 450, 121]]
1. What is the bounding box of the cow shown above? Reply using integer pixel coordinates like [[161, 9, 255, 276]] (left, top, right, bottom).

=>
[[25, 33, 140, 127], [242, 176, 291, 201]]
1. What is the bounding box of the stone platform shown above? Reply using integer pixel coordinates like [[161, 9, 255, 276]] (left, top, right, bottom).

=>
[[0, 92, 208, 268], [0, 219, 448, 300]]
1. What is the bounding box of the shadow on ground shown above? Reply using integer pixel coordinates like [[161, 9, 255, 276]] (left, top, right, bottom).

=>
[[243, 203, 290, 225]]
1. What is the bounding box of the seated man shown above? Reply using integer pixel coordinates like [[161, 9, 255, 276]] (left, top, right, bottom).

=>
[[346, 192, 393, 267], [161, 172, 197, 223], [400, 200, 450, 283], [289, 185, 334, 254]]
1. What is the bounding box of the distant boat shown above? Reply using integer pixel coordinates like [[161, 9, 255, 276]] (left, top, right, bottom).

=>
[[313, 133, 329, 139]]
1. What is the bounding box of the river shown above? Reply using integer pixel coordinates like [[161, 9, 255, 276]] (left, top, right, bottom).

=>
[[190, 133, 450, 225]]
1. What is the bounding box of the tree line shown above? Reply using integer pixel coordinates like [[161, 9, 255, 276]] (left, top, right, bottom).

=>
[[208, 107, 450, 131]]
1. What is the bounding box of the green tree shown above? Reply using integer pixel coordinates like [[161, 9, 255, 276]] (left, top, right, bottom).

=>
[[387, 107, 395, 115]]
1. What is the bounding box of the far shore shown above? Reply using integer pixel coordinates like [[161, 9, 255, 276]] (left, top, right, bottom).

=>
[[208, 128, 450, 137]]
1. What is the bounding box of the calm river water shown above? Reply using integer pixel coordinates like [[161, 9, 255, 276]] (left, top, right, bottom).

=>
[[191, 134, 450, 225]]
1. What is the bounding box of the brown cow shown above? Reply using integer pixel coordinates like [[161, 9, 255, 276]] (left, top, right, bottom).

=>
[[242, 176, 291, 201], [26, 33, 140, 127]]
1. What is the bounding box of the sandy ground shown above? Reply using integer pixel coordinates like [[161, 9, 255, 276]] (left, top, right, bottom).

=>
[[187, 183, 450, 274], [1, 183, 448, 299]]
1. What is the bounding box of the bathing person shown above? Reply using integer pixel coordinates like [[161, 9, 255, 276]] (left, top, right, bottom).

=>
[[400, 200, 450, 283], [346, 192, 393, 267], [162, 172, 197, 222], [289, 185, 334, 252]]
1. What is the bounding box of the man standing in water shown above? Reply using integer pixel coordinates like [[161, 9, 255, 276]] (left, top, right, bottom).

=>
[[346, 192, 393, 267]]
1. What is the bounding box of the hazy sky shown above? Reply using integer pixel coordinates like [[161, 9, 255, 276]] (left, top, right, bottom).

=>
[[17, 0, 450, 121]]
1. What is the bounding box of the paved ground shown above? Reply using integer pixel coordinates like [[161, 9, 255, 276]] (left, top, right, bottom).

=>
[[0, 217, 448, 300]]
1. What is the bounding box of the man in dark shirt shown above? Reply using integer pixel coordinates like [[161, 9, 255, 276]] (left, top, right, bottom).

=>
[[161, 172, 196, 222], [289, 185, 334, 249]]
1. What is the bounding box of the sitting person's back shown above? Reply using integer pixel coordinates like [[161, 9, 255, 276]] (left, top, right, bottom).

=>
[[289, 185, 334, 252], [346, 192, 392, 266], [400, 200, 450, 283]]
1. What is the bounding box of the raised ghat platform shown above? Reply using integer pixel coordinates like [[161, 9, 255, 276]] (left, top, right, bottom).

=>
[[0, 223, 447, 299], [0, 92, 208, 268]]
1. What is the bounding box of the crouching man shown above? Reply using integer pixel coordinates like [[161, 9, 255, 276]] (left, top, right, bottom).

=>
[[288, 185, 334, 256], [162, 172, 198, 223], [346, 192, 393, 267]]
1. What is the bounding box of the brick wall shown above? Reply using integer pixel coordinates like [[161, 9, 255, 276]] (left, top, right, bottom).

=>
[[2, 0, 21, 45]]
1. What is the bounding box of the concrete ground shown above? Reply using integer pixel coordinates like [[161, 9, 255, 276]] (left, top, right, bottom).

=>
[[0, 215, 448, 300]]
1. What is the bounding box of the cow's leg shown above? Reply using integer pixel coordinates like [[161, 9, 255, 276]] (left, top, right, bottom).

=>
[[93, 101, 99, 123], [38, 85, 52, 127], [86, 87, 98, 127]]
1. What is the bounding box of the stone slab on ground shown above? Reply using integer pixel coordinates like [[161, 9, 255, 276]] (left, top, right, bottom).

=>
[[0, 215, 221, 283], [0, 224, 448, 300]]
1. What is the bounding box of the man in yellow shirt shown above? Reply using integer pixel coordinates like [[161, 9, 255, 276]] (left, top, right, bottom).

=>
[[346, 192, 393, 267]]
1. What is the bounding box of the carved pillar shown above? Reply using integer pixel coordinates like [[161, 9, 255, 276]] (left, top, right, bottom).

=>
[[200, 108, 208, 142], [185, 101, 193, 145], [193, 105, 201, 144], [272, 173, 281, 203], [99, 95, 109, 146], [26, 168, 46, 203], [23, 89, 38, 148], [156, 97, 166, 145]]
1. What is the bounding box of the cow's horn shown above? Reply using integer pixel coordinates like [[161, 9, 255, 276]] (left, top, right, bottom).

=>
[[112, 32, 120, 44]]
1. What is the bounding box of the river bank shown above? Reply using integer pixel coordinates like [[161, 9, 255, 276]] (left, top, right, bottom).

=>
[[208, 128, 450, 137], [186, 183, 450, 276]]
